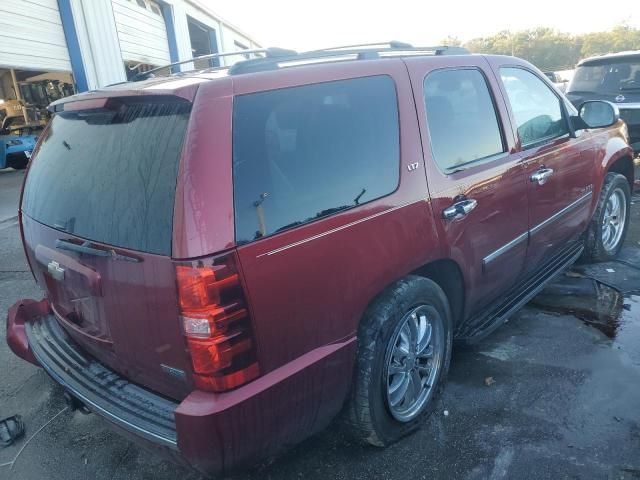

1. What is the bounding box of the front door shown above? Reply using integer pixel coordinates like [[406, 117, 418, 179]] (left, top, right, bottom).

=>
[[496, 66, 596, 268], [406, 57, 528, 318]]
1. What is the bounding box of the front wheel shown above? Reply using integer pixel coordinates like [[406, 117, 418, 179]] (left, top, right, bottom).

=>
[[344, 276, 452, 446], [584, 172, 631, 261]]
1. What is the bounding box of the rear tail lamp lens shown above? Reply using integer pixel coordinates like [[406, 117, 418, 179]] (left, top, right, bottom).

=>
[[176, 252, 259, 391]]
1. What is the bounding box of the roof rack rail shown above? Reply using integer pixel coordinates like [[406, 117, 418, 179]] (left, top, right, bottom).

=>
[[227, 41, 469, 75], [131, 47, 298, 81], [304, 40, 415, 53]]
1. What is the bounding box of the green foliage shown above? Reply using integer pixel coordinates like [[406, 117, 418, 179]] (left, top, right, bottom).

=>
[[457, 25, 640, 71]]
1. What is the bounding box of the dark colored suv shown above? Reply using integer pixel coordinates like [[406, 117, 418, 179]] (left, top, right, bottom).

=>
[[6, 43, 635, 475], [566, 50, 640, 153]]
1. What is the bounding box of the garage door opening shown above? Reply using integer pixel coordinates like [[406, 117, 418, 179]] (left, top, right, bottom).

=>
[[0, 69, 74, 134], [188, 16, 219, 69], [0, 68, 74, 170]]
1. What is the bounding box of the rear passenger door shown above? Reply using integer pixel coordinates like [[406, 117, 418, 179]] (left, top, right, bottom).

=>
[[404, 56, 528, 318], [231, 61, 433, 375], [494, 64, 596, 269]]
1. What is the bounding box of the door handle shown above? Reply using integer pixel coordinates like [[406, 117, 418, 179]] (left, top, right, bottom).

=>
[[530, 167, 554, 185], [443, 198, 478, 220]]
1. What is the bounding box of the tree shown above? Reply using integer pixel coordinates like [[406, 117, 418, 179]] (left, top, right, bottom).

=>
[[463, 25, 640, 71], [581, 25, 640, 57]]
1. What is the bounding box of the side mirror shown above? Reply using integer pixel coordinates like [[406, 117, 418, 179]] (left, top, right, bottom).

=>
[[579, 100, 620, 128]]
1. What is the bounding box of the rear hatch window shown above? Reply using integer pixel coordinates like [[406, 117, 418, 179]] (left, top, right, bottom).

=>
[[569, 59, 640, 95], [23, 97, 192, 255]]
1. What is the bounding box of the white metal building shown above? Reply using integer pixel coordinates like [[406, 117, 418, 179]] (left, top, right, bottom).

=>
[[0, 0, 259, 97]]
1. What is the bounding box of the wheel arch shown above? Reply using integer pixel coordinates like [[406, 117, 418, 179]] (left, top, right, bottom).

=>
[[358, 257, 466, 337], [410, 258, 465, 331], [606, 153, 635, 190]]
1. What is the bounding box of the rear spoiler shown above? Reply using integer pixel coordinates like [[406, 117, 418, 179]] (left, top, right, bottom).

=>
[[48, 79, 203, 113], [48, 98, 107, 113]]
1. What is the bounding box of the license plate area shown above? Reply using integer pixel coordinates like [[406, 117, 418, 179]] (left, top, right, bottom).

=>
[[35, 244, 111, 342]]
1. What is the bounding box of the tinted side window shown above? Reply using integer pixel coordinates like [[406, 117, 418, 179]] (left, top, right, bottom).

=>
[[233, 76, 400, 243], [500, 67, 568, 147], [424, 68, 504, 171]]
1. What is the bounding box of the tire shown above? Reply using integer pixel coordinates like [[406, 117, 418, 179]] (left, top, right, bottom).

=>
[[344, 276, 453, 447], [584, 172, 631, 262], [7, 154, 28, 170]]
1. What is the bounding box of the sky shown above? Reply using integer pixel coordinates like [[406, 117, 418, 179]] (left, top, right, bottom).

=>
[[206, 0, 640, 51]]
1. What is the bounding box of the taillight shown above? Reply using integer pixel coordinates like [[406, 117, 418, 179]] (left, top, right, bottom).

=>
[[176, 251, 259, 392]]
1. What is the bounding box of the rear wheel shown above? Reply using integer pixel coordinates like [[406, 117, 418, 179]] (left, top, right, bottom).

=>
[[344, 276, 452, 446], [7, 154, 28, 170], [584, 172, 631, 261]]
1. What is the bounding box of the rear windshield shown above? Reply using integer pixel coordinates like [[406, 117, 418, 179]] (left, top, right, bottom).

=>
[[232, 76, 400, 244], [568, 59, 640, 94], [22, 98, 191, 255]]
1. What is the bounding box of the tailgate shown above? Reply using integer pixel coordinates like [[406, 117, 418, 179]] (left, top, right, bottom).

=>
[[20, 96, 194, 400]]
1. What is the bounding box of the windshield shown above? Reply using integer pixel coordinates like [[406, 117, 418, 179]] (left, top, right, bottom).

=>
[[22, 97, 192, 255], [568, 59, 640, 94]]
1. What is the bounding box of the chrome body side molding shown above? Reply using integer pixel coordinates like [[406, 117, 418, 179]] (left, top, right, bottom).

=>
[[483, 191, 593, 267]]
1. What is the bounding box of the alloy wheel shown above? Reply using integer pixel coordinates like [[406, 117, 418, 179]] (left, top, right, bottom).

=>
[[384, 305, 444, 422], [601, 187, 627, 252]]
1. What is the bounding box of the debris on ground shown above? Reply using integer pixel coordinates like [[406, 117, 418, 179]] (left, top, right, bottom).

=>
[[565, 271, 585, 278], [6, 407, 68, 471], [0, 415, 25, 447], [484, 376, 495, 386]]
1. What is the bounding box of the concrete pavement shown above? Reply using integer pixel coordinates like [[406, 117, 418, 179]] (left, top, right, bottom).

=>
[[0, 168, 23, 226]]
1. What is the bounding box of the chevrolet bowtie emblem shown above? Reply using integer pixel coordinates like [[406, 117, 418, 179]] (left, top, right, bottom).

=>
[[47, 260, 65, 281]]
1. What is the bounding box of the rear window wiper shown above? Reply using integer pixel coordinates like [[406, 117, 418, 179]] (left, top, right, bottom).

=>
[[55, 239, 141, 263]]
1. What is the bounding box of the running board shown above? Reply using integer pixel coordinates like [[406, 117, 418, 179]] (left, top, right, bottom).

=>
[[456, 242, 584, 343]]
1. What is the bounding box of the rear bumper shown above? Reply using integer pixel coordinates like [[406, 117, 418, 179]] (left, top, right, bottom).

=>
[[5, 299, 47, 366], [6, 299, 357, 474], [25, 313, 179, 448]]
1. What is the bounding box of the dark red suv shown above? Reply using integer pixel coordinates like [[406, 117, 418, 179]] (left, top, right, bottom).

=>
[[6, 43, 635, 474]]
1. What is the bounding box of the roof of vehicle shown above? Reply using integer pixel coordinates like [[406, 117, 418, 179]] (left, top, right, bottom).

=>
[[577, 50, 640, 66], [47, 44, 544, 114], [49, 42, 478, 110]]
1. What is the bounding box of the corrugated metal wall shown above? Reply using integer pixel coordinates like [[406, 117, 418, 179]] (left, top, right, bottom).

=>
[[112, 0, 171, 66], [0, 0, 71, 71], [0, 0, 259, 87]]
